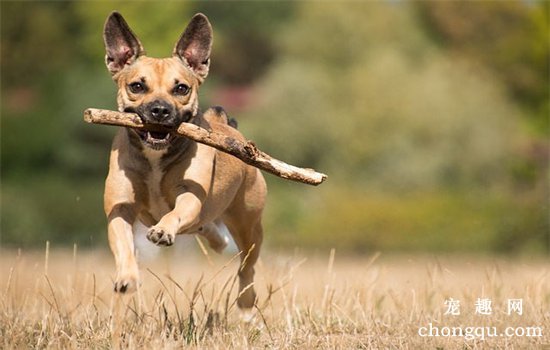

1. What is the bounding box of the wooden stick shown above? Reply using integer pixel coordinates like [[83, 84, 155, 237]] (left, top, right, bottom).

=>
[[84, 108, 327, 185]]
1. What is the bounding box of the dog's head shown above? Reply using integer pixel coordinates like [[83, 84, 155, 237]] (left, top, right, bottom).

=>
[[103, 12, 212, 150]]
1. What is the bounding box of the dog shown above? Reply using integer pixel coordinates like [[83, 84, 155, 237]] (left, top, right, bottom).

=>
[[102, 11, 266, 311]]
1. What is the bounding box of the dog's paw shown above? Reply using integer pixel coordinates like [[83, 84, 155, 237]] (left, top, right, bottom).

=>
[[114, 272, 139, 293], [239, 308, 258, 325], [147, 226, 175, 246]]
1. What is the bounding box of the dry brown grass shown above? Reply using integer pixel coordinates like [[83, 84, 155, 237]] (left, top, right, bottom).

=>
[[1, 244, 549, 349]]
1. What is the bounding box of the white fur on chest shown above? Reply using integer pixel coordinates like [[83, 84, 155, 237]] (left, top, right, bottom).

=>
[[143, 148, 171, 222]]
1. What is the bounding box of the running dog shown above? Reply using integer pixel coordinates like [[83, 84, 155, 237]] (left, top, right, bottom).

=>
[[102, 11, 266, 310]]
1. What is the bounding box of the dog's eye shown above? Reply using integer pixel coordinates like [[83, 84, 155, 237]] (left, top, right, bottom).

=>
[[173, 83, 191, 96], [129, 82, 146, 94]]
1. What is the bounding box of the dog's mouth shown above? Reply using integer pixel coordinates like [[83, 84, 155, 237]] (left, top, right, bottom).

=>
[[123, 106, 190, 150], [136, 129, 173, 150]]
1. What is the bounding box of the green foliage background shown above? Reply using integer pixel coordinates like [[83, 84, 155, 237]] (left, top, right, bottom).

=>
[[1, 1, 548, 253]]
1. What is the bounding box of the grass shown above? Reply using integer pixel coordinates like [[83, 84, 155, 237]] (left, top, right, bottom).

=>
[[1, 243, 549, 349]]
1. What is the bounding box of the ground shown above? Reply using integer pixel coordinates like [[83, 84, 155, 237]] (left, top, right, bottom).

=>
[[1, 244, 549, 349]]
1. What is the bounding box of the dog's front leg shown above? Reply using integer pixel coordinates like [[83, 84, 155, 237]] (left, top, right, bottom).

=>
[[147, 144, 215, 246], [147, 190, 203, 246], [107, 204, 139, 293]]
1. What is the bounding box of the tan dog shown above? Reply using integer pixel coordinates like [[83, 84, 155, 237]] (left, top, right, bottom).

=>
[[102, 12, 266, 310]]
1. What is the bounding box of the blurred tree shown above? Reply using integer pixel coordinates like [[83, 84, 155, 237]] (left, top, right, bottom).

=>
[[191, 2, 295, 85], [245, 2, 522, 191], [1, 2, 77, 89], [417, 1, 549, 135]]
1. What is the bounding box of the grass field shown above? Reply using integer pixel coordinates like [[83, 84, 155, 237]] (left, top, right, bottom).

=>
[[1, 244, 549, 349]]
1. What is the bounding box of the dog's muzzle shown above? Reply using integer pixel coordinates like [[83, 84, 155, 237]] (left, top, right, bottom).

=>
[[125, 101, 194, 150]]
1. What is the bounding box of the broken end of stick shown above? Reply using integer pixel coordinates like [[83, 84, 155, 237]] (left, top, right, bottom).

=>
[[83, 108, 95, 124], [306, 170, 328, 186]]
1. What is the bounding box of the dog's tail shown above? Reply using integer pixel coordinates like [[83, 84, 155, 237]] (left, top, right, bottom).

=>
[[208, 106, 238, 129], [227, 117, 238, 129]]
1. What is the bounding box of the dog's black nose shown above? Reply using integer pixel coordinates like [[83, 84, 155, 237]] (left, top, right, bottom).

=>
[[149, 100, 173, 120]]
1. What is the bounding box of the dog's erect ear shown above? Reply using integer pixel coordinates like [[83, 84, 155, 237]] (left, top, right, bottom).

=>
[[103, 11, 145, 75], [173, 13, 213, 81]]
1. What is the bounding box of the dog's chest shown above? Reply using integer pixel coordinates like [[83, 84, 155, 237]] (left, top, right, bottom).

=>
[[143, 148, 171, 221]]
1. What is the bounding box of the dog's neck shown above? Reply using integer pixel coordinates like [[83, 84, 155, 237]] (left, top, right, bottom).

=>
[[142, 145, 168, 163], [144, 133, 194, 166]]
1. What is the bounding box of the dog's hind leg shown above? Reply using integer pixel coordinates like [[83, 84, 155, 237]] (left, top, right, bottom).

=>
[[225, 217, 263, 312], [223, 169, 266, 313]]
